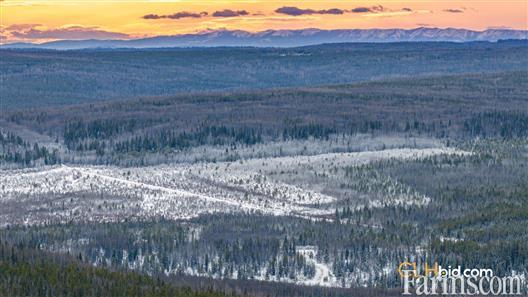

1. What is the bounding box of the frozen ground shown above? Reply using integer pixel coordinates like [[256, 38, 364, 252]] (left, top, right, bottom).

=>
[[0, 147, 470, 226]]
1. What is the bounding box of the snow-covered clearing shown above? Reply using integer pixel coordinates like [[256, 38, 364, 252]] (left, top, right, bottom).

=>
[[0, 147, 470, 226]]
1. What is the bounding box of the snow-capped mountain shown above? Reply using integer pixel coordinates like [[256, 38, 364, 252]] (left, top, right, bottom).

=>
[[2, 27, 526, 50]]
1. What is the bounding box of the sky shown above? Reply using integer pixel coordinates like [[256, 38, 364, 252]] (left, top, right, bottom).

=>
[[1, 0, 527, 43]]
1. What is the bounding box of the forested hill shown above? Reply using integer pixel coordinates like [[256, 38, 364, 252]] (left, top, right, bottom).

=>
[[1, 71, 526, 167], [0, 242, 230, 297], [1, 41, 527, 109]]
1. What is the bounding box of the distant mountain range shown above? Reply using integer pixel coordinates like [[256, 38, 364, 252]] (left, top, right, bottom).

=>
[[2, 28, 527, 50]]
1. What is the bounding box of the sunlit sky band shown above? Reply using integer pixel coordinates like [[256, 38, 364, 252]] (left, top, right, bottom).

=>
[[1, 0, 527, 42]]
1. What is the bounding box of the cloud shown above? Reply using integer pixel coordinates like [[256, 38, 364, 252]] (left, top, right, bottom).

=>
[[351, 5, 385, 13], [10, 26, 129, 40], [320, 8, 346, 15], [212, 9, 249, 17], [351, 7, 371, 13], [275, 7, 313, 16], [4, 24, 41, 31], [444, 9, 464, 13], [142, 14, 161, 19], [143, 11, 208, 20], [275, 6, 345, 16], [402, 8, 412, 12]]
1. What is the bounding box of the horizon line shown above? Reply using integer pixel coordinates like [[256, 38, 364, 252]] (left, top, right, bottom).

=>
[[2, 26, 528, 46]]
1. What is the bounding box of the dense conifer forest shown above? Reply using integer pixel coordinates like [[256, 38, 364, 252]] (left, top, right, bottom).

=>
[[0, 242, 232, 297]]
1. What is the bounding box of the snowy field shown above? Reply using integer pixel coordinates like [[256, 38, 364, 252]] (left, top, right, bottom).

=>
[[0, 147, 470, 226]]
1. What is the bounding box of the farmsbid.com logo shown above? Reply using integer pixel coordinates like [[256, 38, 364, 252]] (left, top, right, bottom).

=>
[[397, 261, 525, 295]]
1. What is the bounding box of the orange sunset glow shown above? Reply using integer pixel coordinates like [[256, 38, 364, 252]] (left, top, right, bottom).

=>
[[1, 0, 527, 43]]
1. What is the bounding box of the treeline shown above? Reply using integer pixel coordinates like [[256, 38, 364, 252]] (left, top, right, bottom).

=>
[[64, 119, 141, 148], [464, 111, 528, 138], [64, 122, 337, 155], [114, 126, 263, 154], [0, 143, 60, 165], [0, 131, 61, 166], [59, 112, 527, 158]]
